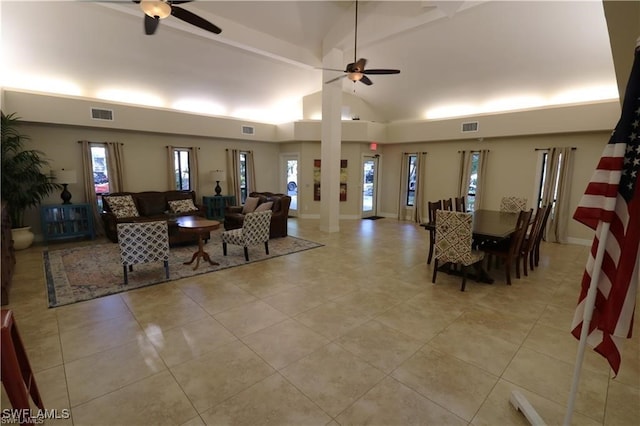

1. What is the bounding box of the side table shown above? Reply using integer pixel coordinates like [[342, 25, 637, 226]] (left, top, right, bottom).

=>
[[202, 195, 236, 221]]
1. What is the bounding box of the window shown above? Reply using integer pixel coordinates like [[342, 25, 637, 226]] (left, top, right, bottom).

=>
[[173, 148, 191, 190], [239, 151, 248, 203], [467, 152, 480, 211], [90, 145, 110, 210], [406, 154, 417, 206], [537, 151, 562, 214]]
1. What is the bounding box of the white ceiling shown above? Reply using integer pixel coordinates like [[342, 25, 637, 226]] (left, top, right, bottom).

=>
[[1, 1, 617, 124]]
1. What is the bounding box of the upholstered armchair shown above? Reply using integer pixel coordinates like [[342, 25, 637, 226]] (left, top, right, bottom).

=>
[[117, 221, 170, 284], [222, 210, 272, 261], [224, 192, 291, 238]]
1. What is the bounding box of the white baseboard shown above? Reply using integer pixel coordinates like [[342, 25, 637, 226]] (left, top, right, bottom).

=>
[[567, 237, 592, 246]]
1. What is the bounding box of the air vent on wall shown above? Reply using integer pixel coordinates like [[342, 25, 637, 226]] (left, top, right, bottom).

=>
[[91, 108, 114, 121], [241, 125, 255, 136], [461, 121, 479, 133]]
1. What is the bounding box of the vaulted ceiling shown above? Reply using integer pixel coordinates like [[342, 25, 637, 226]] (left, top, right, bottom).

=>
[[1, 1, 619, 124]]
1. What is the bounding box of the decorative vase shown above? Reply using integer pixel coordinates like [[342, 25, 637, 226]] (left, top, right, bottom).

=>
[[12, 226, 35, 250]]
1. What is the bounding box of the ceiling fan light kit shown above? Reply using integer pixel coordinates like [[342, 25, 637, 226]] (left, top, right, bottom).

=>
[[140, 0, 171, 19], [134, 0, 222, 35], [323, 0, 400, 86]]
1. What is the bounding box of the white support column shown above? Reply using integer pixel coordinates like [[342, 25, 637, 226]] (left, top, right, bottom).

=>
[[320, 48, 342, 233]]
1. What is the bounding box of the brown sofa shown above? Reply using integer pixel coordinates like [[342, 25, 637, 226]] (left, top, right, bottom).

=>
[[224, 192, 291, 238], [101, 190, 205, 246]]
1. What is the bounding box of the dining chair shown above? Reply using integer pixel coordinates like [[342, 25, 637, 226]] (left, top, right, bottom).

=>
[[520, 205, 549, 276], [222, 210, 272, 261], [454, 196, 466, 212], [117, 221, 170, 285], [532, 204, 552, 268], [500, 196, 527, 213], [442, 198, 453, 211], [432, 210, 485, 291], [481, 209, 532, 285], [426, 200, 443, 265]]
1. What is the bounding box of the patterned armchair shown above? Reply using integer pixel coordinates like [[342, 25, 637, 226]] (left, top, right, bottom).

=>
[[432, 210, 485, 291], [500, 196, 528, 213], [221, 210, 272, 261], [117, 221, 170, 285]]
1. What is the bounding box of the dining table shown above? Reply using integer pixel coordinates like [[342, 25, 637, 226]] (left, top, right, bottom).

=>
[[421, 209, 522, 283], [421, 209, 520, 242]]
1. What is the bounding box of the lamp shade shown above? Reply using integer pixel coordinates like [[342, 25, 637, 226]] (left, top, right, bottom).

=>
[[55, 169, 77, 184], [210, 170, 225, 182]]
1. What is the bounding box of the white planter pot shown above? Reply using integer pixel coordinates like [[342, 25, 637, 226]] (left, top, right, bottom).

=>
[[12, 226, 35, 250]]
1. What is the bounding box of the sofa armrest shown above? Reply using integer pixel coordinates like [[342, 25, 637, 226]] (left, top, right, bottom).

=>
[[226, 206, 244, 214]]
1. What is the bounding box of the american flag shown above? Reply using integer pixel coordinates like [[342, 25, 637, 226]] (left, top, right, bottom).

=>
[[570, 47, 640, 376]]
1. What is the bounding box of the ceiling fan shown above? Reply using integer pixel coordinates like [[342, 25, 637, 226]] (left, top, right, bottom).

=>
[[324, 0, 400, 86], [134, 0, 222, 36]]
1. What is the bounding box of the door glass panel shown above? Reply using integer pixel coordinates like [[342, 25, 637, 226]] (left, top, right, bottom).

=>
[[362, 156, 377, 217], [287, 159, 298, 212]]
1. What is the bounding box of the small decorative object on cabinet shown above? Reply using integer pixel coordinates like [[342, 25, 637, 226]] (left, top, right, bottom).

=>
[[202, 195, 235, 221], [41, 204, 95, 242]]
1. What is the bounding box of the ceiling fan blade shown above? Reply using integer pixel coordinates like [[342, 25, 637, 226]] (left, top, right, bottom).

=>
[[144, 14, 160, 35], [325, 75, 347, 84], [363, 69, 401, 75], [360, 75, 373, 85], [317, 67, 348, 72], [353, 58, 367, 72], [171, 5, 222, 34], [170, 1, 193, 4]]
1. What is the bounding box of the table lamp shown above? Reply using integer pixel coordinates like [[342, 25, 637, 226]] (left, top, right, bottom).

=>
[[210, 170, 225, 196], [55, 169, 77, 204]]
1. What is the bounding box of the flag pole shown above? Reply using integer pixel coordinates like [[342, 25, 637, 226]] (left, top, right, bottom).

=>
[[563, 224, 611, 425]]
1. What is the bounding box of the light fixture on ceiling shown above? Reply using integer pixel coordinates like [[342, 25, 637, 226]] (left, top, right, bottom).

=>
[[347, 72, 364, 82], [140, 0, 171, 19]]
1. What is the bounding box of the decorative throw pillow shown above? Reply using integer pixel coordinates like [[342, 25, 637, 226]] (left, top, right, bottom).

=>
[[168, 199, 198, 214], [254, 201, 273, 212], [242, 196, 260, 214], [105, 195, 139, 218]]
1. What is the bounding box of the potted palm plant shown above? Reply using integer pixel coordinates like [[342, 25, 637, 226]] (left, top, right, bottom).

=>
[[1, 112, 60, 249]]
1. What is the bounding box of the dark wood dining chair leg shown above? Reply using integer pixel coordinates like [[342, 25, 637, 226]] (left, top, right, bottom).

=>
[[505, 263, 512, 285], [432, 259, 438, 283], [427, 231, 435, 264], [530, 251, 535, 271], [515, 257, 521, 279], [460, 267, 467, 291], [522, 255, 528, 277]]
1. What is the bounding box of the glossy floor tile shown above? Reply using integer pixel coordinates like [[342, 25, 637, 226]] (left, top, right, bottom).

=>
[[1, 218, 638, 425]]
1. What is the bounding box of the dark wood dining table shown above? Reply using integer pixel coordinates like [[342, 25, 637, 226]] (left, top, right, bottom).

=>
[[421, 209, 521, 283], [421, 209, 520, 242]]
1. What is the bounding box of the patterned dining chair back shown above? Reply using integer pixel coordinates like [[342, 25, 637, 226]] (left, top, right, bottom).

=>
[[433, 210, 485, 291], [500, 196, 527, 213], [222, 210, 272, 261], [117, 220, 170, 285]]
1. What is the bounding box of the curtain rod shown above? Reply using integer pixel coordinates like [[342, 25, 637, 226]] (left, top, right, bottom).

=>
[[77, 141, 123, 145], [457, 149, 490, 153], [534, 147, 577, 151]]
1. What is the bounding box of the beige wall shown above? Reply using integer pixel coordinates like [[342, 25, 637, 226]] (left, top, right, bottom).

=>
[[14, 122, 281, 238], [377, 131, 609, 243], [6, 90, 612, 244]]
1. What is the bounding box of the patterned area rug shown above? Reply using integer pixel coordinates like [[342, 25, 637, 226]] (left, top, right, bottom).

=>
[[44, 231, 322, 308]]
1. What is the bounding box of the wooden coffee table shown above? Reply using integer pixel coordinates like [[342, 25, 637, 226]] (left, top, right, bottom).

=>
[[176, 216, 221, 270]]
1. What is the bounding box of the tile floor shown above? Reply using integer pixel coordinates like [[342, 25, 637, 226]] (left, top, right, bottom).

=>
[[1, 218, 639, 425]]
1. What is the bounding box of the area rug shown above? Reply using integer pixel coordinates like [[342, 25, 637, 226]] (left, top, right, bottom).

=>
[[44, 232, 322, 308]]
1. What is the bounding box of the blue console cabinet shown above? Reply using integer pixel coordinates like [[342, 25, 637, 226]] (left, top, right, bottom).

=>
[[40, 204, 95, 242]]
